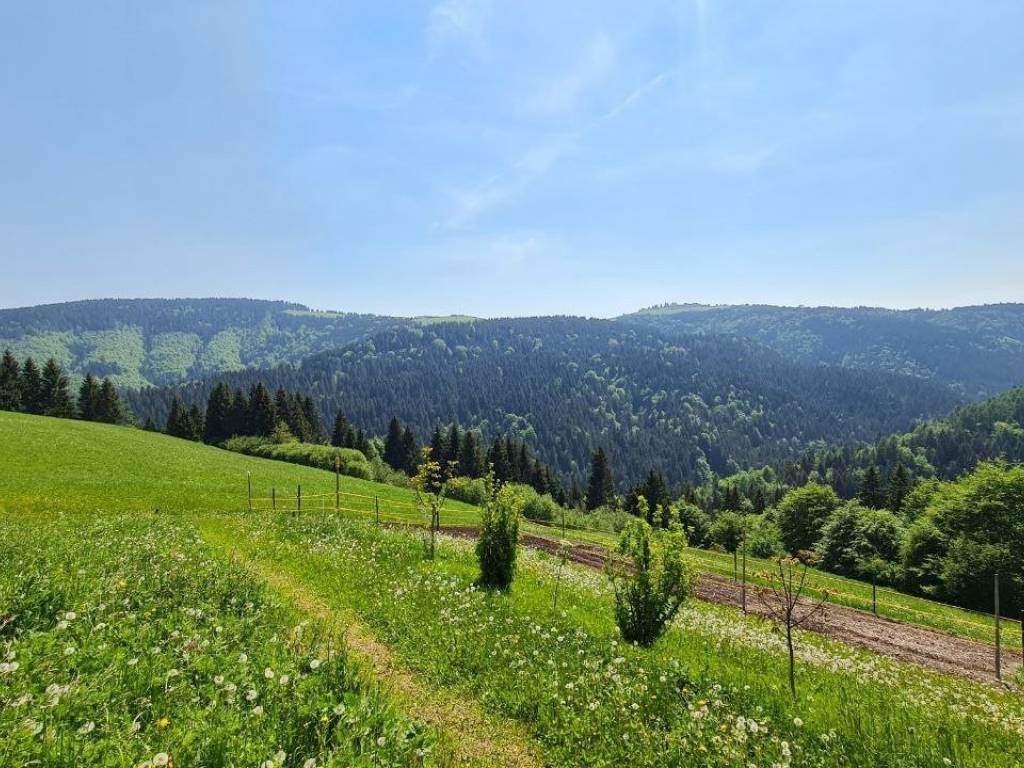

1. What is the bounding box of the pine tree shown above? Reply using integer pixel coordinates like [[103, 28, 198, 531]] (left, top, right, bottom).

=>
[[354, 428, 370, 457], [459, 430, 484, 478], [641, 468, 669, 523], [858, 464, 887, 509], [430, 426, 447, 474], [203, 383, 234, 443], [19, 357, 42, 415], [0, 350, 21, 411], [229, 389, 249, 437], [489, 437, 511, 482], [40, 358, 73, 418], [383, 417, 404, 470], [586, 447, 615, 511], [274, 387, 292, 430], [568, 477, 583, 508], [165, 394, 192, 439], [517, 444, 530, 484], [504, 436, 519, 481], [332, 411, 355, 448], [247, 383, 276, 437], [887, 463, 912, 515], [300, 396, 323, 442], [400, 425, 418, 474], [187, 404, 204, 441], [77, 374, 99, 421], [96, 379, 125, 424], [446, 424, 461, 476], [753, 488, 767, 515]]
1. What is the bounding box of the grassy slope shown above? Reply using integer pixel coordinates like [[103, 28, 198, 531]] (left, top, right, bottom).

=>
[[2, 411, 1018, 651]]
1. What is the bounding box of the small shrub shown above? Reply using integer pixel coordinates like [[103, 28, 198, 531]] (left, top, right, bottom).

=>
[[476, 482, 522, 590], [607, 519, 693, 647], [521, 490, 561, 522], [447, 475, 491, 506]]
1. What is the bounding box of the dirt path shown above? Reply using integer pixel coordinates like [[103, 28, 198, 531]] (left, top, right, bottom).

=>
[[444, 526, 1021, 686], [200, 521, 545, 768]]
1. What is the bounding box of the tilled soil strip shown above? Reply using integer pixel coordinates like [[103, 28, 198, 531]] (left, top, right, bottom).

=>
[[441, 526, 1021, 686]]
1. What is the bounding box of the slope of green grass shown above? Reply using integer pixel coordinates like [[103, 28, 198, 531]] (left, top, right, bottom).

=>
[[0, 411, 479, 524], [2, 411, 1017, 652]]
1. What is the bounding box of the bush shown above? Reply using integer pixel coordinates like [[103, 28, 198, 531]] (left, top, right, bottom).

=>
[[476, 483, 522, 590], [521, 490, 561, 522], [607, 519, 693, 647], [776, 483, 840, 554], [447, 476, 492, 506], [674, 501, 710, 547], [224, 437, 372, 480], [817, 503, 905, 580], [745, 515, 783, 558]]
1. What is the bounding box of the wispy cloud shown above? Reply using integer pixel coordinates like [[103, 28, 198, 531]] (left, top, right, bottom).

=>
[[427, 0, 492, 57], [516, 32, 617, 119]]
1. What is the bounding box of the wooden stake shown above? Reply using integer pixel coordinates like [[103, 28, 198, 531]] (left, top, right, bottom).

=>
[[995, 572, 1002, 680], [246, 472, 252, 513], [297, 484, 302, 514], [335, 456, 340, 513], [272, 487, 276, 511], [872, 575, 877, 616], [741, 544, 747, 614], [375, 495, 380, 525]]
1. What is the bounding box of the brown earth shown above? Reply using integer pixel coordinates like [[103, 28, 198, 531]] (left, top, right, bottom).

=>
[[443, 525, 1022, 686]]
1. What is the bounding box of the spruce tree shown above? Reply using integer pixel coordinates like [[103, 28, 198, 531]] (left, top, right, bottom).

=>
[[96, 379, 125, 424], [332, 411, 355, 448], [300, 396, 323, 442], [203, 383, 233, 443], [20, 357, 42, 415], [887, 463, 912, 515], [40, 358, 74, 418], [229, 389, 249, 437], [446, 424, 461, 475], [517, 444, 530, 484], [383, 417, 404, 470], [641, 468, 669, 523], [187, 404, 204, 441], [489, 437, 511, 482], [753, 488, 767, 515], [0, 350, 21, 411], [247, 383, 276, 437], [77, 374, 99, 421], [165, 394, 191, 439], [354, 428, 370, 457], [858, 464, 887, 509], [400, 425, 418, 474], [274, 387, 292, 430], [459, 430, 484, 478], [586, 447, 615, 511]]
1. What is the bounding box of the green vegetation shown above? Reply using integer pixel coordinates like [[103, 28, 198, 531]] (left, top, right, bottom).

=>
[[225, 437, 374, 481], [0, 512, 433, 766], [198, 513, 1024, 768]]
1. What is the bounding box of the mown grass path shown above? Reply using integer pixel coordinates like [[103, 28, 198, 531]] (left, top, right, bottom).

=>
[[197, 516, 546, 768]]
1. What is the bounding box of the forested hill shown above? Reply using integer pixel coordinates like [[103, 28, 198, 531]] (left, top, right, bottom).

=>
[[775, 384, 1024, 498], [126, 318, 962, 488], [620, 303, 1024, 398], [0, 298, 398, 388]]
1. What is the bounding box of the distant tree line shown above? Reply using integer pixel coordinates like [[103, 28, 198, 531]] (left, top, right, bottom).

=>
[[0, 350, 126, 425]]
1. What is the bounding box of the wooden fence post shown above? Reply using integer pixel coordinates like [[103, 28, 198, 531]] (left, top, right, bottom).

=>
[[297, 484, 302, 514], [375, 495, 380, 525], [247, 472, 252, 513], [872, 575, 878, 616], [995, 572, 1001, 680], [741, 543, 747, 614], [272, 487, 276, 511], [335, 457, 340, 514]]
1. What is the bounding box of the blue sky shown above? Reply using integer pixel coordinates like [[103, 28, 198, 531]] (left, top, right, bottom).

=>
[[2, 1, 1022, 317]]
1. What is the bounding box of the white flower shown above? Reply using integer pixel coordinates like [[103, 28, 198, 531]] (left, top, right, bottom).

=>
[[25, 718, 43, 735], [792, 717, 803, 727], [153, 754, 170, 767], [239, 653, 248, 663], [166, 668, 179, 678], [78, 721, 96, 735], [303, 759, 317, 768], [333, 703, 346, 716], [264, 667, 275, 679], [56, 620, 69, 631], [252, 705, 264, 716], [309, 659, 321, 671], [279, 675, 290, 687], [127, 657, 139, 667], [63, 645, 76, 656], [214, 675, 224, 685], [246, 689, 258, 701], [65, 611, 77, 621], [275, 750, 287, 763], [376, 736, 386, 747]]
